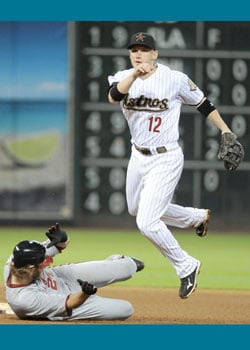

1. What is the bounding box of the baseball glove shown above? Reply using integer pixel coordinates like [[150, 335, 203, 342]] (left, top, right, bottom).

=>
[[218, 132, 244, 171]]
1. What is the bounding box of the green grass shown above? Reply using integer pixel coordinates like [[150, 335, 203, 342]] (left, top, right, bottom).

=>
[[0, 227, 250, 291], [8, 132, 58, 161]]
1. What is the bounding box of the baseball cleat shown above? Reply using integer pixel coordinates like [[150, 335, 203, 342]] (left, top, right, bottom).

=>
[[179, 260, 201, 299], [196, 209, 211, 237], [130, 257, 145, 272]]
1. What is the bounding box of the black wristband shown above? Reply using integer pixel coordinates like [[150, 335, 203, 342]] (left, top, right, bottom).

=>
[[197, 98, 216, 117], [109, 83, 126, 101]]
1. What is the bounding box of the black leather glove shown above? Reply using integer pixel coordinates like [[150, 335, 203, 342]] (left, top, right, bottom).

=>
[[77, 279, 97, 295], [45, 223, 68, 248]]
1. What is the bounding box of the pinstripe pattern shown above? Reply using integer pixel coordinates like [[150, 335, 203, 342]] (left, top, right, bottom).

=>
[[108, 63, 207, 279], [108, 64, 204, 146]]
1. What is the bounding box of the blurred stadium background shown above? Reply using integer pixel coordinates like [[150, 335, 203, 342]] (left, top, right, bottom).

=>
[[0, 21, 249, 231]]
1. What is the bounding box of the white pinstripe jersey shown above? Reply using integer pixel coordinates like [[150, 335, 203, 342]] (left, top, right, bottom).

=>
[[108, 63, 204, 147]]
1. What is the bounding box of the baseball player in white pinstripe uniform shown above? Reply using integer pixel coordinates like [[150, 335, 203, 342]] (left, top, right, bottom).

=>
[[108, 32, 233, 298]]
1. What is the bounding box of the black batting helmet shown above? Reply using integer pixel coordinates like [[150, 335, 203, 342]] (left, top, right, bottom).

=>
[[13, 240, 46, 268]]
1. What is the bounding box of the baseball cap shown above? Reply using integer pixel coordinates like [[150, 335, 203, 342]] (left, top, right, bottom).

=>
[[127, 32, 156, 50]]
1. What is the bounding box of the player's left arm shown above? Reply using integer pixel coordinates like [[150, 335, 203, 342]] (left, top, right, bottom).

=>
[[196, 97, 244, 171], [66, 280, 97, 313], [196, 97, 231, 134], [207, 109, 232, 134]]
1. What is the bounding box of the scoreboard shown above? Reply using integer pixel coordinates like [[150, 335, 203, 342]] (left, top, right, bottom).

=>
[[71, 22, 250, 229]]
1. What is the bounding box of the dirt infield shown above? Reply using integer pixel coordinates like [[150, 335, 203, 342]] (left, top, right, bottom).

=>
[[0, 284, 250, 324]]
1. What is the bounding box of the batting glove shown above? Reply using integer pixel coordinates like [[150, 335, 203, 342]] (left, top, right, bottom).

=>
[[77, 279, 97, 295], [45, 223, 68, 249]]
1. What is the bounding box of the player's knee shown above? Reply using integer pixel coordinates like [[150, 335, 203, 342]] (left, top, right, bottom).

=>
[[128, 206, 137, 217], [136, 216, 153, 236], [121, 301, 134, 319], [108, 301, 134, 320]]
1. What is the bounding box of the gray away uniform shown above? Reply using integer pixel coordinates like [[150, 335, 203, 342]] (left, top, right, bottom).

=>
[[4, 244, 137, 321]]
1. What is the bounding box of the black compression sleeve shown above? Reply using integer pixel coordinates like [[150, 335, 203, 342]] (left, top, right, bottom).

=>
[[109, 83, 126, 101], [197, 98, 216, 117]]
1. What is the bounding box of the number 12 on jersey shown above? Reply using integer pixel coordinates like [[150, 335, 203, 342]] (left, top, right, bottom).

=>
[[148, 116, 162, 133]]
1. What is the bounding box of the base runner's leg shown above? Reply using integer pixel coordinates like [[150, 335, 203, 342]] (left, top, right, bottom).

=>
[[53, 256, 137, 289], [69, 295, 134, 320]]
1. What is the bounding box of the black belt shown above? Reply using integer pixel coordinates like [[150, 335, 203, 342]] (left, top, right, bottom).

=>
[[134, 144, 167, 155]]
